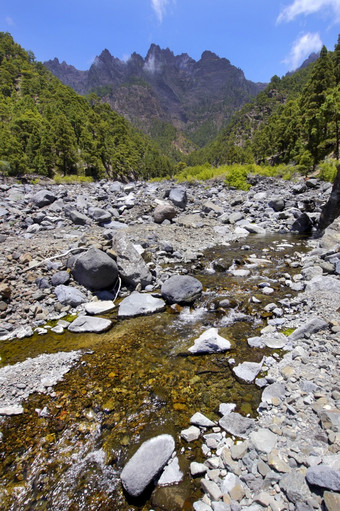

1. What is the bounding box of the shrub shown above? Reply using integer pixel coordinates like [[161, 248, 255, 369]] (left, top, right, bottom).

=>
[[318, 159, 338, 182]]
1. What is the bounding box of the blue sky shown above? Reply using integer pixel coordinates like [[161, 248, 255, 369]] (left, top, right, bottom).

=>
[[1, 0, 340, 82]]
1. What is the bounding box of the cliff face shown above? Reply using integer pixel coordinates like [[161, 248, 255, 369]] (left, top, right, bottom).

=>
[[45, 45, 266, 147]]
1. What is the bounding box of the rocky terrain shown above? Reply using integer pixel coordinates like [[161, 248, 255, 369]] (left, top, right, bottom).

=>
[[0, 174, 339, 510]]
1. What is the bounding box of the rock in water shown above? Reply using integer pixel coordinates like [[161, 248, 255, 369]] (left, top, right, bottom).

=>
[[118, 291, 165, 317], [219, 412, 255, 439], [68, 315, 112, 333], [232, 360, 263, 383], [188, 327, 231, 354], [71, 247, 119, 290], [120, 434, 175, 497], [161, 275, 202, 304]]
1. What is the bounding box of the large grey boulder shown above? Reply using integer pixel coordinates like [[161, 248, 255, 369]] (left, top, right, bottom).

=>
[[51, 271, 70, 287], [261, 383, 286, 404], [54, 285, 87, 307], [71, 248, 119, 290], [306, 465, 340, 491], [118, 292, 166, 317], [268, 198, 285, 212], [188, 328, 231, 354], [249, 429, 277, 454], [113, 236, 152, 288], [84, 301, 115, 315], [161, 275, 202, 304], [291, 213, 313, 233], [120, 434, 175, 497], [68, 315, 112, 333], [153, 203, 177, 224], [169, 186, 187, 209], [32, 189, 57, 208], [280, 470, 311, 504], [288, 317, 328, 341], [219, 412, 255, 439], [68, 209, 89, 226]]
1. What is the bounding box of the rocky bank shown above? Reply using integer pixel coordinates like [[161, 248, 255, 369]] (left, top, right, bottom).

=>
[[0, 174, 339, 510]]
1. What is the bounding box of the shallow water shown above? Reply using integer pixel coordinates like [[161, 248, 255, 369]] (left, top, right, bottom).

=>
[[0, 235, 308, 511]]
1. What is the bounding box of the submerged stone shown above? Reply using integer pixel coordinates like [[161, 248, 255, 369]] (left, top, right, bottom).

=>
[[118, 291, 165, 317]]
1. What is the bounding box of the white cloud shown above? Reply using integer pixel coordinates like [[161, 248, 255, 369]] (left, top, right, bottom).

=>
[[5, 16, 15, 26], [283, 32, 322, 70], [277, 0, 340, 23], [151, 0, 172, 23]]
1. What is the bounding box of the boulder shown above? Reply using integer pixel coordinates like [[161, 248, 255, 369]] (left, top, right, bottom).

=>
[[118, 292, 166, 317], [306, 465, 340, 491], [32, 189, 57, 208], [317, 166, 340, 232], [120, 434, 175, 497], [261, 383, 286, 404], [113, 236, 152, 288], [291, 213, 313, 234], [288, 317, 328, 341], [169, 186, 187, 209], [71, 248, 119, 290], [188, 327, 231, 354], [54, 285, 87, 307], [68, 315, 112, 333], [249, 429, 277, 454], [153, 203, 177, 224], [268, 198, 285, 212], [280, 470, 311, 504], [161, 275, 202, 304]]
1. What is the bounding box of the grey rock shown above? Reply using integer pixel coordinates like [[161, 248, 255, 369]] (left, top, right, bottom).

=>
[[280, 470, 311, 504], [261, 332, 287, 349], [68, 315, 112, 333], [71, 248, 119, 290], [169, 186, 187, 209], [219, 403, 236, 416], [201, 479, 223, 501], [305, 275, 340, 295], [161, 275, 202, 304], [51, 271, 70, 286], [193, 502, 213, 511], [113, 236, 152, 288], [54, 285, 87, 307], [181, 426, 201, 442], [190, 462, 208, 476], [188, 328, 231, 354], [306, 465, 340, 491], [0, 405, 24, 415], [249, 428, 277, 453], [243, 223, 266, 235], [118, 291, 165, 318], [219, 412, 255, 439], [158, 456, 183, 486], [68, 209, 89, 225], [120, 434, 175, 497], [268, 198, 285, 212], [261, 383, 286, 404], [84, 300, 115, 315], [32, 189, 57, 208], [153, 203, 177, 224], [87, 206, 111, 224], [229, 212, 244, 224], [324, 491, 340, 511], [190, 412, 216, 427], [233, 360, 263, 383], [289, 317, 328, 341]]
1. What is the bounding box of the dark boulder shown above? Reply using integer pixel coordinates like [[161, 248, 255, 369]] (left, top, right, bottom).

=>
[[161, 275, 202, 304], [317, 165, 340, 232], [70, 248, 119, 290]]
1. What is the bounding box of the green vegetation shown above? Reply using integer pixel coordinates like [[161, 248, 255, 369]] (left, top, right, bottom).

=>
[[187, 36, 340, 174], [0, 32, 173, 179], [174, 163, 294, 189]]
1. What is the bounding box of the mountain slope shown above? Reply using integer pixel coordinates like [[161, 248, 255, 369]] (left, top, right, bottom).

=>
[[187, 43, 339, 170], [45, 44, 266, 150], [0, 32, 173, 179]]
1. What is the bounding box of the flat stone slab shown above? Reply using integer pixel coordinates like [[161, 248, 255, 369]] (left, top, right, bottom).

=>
[[120, 434, 175, 497], [190, 412, 216, 427], [158, 456, 183, 486], [84, 301, 115, 315], [181, 426, 201, 442], [0, 405, 24, 415], [68, 315, 112, 333], [262, 332, 287, 349], [118, 291, 166, 317], [233, 360, 263, 383], [219, 412, 255, 439], [188, 327, 231, 354], [261, 383, 286, 404]]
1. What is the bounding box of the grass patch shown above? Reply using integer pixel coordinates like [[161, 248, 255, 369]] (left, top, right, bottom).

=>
[[53, 175, 94, 185]]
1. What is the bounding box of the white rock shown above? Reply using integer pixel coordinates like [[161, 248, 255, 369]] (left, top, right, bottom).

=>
[[188, 328, 231, 354]]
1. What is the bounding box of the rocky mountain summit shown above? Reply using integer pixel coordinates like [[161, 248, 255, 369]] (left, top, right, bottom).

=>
[[45, 45, 266, 146]]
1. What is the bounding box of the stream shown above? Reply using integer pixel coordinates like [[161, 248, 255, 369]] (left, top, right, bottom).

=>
[[0, 234, 309, 511]]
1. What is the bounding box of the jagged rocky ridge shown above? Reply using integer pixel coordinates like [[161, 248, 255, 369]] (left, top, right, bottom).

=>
[[45, 45, 266, 147]]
